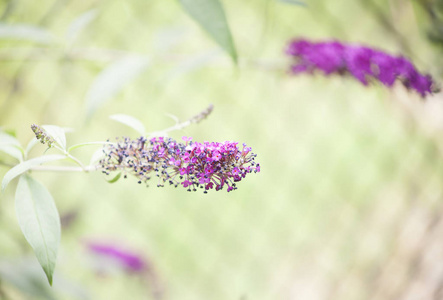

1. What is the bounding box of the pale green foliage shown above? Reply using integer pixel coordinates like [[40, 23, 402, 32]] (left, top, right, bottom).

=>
[[15, 175, 61, 285], [179, 0, 237, 63]]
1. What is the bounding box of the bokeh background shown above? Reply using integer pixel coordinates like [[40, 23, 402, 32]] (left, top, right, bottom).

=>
[[1, 0, 443, 299]]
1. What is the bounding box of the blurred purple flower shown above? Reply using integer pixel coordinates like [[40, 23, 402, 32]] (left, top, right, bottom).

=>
[[87, 242, 145, 272], [286, 39, 435, 97], [86, 241, 165, 299]]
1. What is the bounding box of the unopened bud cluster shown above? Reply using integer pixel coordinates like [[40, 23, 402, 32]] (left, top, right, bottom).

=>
[[31, 124, 54, 147], [99, 136, 260, 193]]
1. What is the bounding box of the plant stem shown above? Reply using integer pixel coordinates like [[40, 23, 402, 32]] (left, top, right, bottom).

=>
[[0, 160, 98, 172], [148, 104, 214, 136], [30, 165, 98, 172], [66, 153, 87, 171]]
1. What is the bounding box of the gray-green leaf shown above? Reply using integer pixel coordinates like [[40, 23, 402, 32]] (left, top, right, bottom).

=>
[[109, 114, 146, 136], [0, 145, 23, 162], [0, 131, 21, 147], [65, 9, 98, 46], [2, 155, 66, 191], [42, 125, 67, 151], [161, 49, 221, 83], [0, 259, 56, 300], [24, 138, 40, 159], [278, 0, 306, 6], [179, 0, 237, 63], [89, 146, 108, 166], [15, 175, 61, 285], [0, 131, 23, 161], [85, 55, 150, 117], [0, 23, 54, 44]]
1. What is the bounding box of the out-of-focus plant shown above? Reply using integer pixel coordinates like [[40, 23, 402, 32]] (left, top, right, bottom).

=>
[[286, 38, 437, 97], [0, 0, 240, 120], [413, 0, 443, 48], [1, 0, 440, 297], [86, 240, 164, 299], [0, 105, 260, 285]]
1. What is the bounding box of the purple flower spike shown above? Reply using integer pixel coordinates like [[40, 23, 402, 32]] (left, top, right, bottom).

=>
[[87, 242, 146, 272], [99, 136, 260, 193], [286, 39, 436, 97]]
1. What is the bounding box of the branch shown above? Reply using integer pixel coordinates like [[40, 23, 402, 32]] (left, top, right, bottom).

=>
[[29, 165, 98, 172], [149, 104, 214, 136], [0, 159, 98, 172]]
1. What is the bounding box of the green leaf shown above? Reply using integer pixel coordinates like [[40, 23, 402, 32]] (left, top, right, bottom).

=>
[[0, 23, 54, 44], [161, 49, 221, 83], [106, 172, 122, 183], [178, 0, 237, 63], [15, 175, 61, 285], [0, 145, 23, 162], [89, 147, 106, 165], [0, 131, 24, 161], [0, 259, 56, 300], [109, 114, 146, 135], [85, 55, 150, 117], [2, 155, 66, 191], [42, 125, 67, 151], [65, 9, 98, 46], [24, 138, 40, 159], [68, 141, 112, 153], [0, 131, 21, 147], [277, 0, 306, 6]]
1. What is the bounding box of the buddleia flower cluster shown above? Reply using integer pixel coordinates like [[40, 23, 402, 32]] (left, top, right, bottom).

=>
[[99, 136, 260, 193], [31, 124, 55, 147], [87, 242, 146, 273], [286, 39, 436, 97]]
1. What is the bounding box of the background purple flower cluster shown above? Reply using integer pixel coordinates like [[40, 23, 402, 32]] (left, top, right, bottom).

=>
[[286, 39, 435, 97], [87, 242, 146, 272], [100, 136, 260, 193]]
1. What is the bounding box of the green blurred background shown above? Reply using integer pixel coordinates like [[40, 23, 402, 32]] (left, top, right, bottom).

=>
[[1, 0, 443, 299]]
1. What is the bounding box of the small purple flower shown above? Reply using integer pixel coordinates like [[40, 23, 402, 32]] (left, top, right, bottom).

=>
[[87, 242, 146, 272], [99, 136, 260, 193], [182, 136, 192, 143], [182, 180, 193, 188], [286, 39, 436, 97]]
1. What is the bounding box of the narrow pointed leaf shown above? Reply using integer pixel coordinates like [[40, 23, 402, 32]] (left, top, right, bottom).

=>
[[278, 0, 307, 6], [2, 155, 66, 191], [15, 175, 61, 285], [65, 10, 98, 46], [109, 114, 146, 135], [68, 141, 112, 153], [179, 0, 237, 63], [85, 55, 150, 117], [106, 172, 121, 183], [0, 145, 23, 162], [42, 125, 67, 151], [0, 259, 56, 299], [0, 131, 24, 161], [161, 49, 221, 82], [25, 138, 40, 159], [0, 131, 22, 147], [90, 147, 106, 165], [0, 24, 54, 44]]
